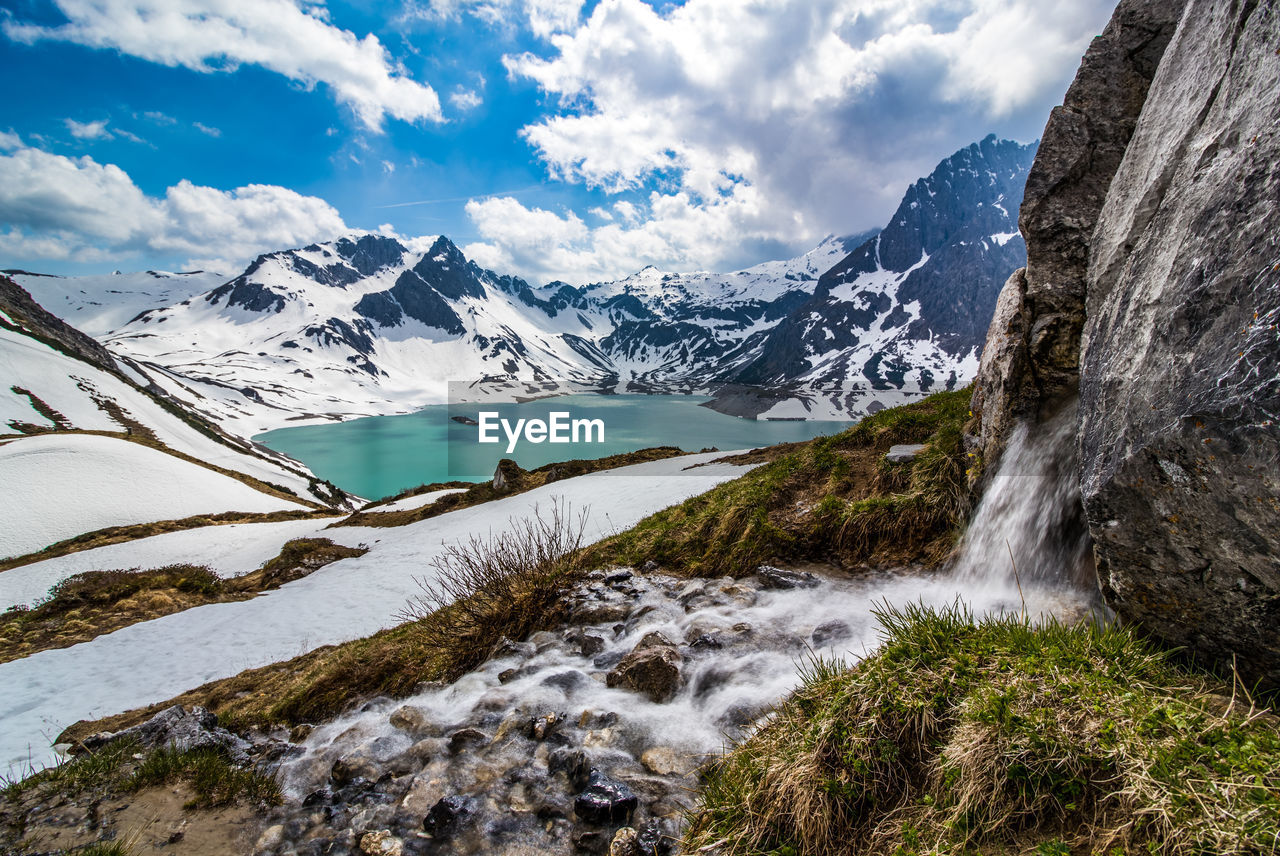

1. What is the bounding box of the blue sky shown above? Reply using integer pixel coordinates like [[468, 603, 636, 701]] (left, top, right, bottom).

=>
[[0, 0, 1115, 285]]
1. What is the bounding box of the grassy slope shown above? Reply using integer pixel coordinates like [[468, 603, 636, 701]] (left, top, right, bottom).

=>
[[688, 603, 1280, 856], [584, 388, 973, 575]]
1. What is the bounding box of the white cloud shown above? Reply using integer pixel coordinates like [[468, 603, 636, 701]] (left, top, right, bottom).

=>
[[6, 0, 444, 132], [65, 118, 113, 140], [381, 160, 396, 174], [478, 0, 1114, 282], [193, 121, 222, 137], [405, 0, 583, 39], [449, 88, 483, 110], [463, 183, 783, 285], [0, 143, 348, 266], [142, 110, 178, 125], [0, 130, 22, 151]]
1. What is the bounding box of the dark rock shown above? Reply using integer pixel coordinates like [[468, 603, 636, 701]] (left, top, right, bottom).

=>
[[635, 818, 674, 856], [606, 637, 683, 703], [422, 795, 475, 838], [549, 747, 592, 791], [92, 705, 251, 762], [1079, 0, 1280, 688], [331, 756, 379, 786], [574, 771, 638, 825], [756, 565, 820, 590], [811, 620, 853, 649], [605, 570, 634, 585], [303, 787, 334, 807], [969, 0, 1187, 468]]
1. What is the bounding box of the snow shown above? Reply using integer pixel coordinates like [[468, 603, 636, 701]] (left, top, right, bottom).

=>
[[0, 517, 339, 611], [372, 487, 468, 513], [0, 434, 308, 560], [991, 231, 1020, 246], [0, 451, 756, 775], [0, 325, 321, 500], [12, 270, 227, 337]]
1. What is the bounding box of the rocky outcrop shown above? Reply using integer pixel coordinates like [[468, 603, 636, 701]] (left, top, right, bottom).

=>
[[0, 275, 119, 374], [970, 0, 1185, 466], [1079, 0, 1280, 687]]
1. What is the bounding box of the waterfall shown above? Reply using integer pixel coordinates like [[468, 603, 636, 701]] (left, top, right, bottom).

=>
[[951, 401, 1096, 591]]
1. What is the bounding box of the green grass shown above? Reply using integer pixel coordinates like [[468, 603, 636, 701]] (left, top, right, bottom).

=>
[[128, 747, 281, 809], [586, 388, 974, 575], [3, 737, 280, 813], [686, 603, 1280, 856]]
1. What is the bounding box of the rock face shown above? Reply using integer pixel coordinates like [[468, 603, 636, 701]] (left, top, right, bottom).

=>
[[970, 0, 1186, 465], [1079, 0, 1280, 686], [971, 0, 1279, 686]]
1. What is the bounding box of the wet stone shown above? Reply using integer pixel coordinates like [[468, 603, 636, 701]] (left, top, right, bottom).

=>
[[574, 771, 638, 825], [756, 565, 821, 590], [447, 728, 488, 753], [812, 619, 853, 649], [422, 794, 476, 838]]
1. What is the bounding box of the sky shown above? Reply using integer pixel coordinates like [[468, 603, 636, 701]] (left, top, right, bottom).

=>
[[0, 0, 1116, 286]]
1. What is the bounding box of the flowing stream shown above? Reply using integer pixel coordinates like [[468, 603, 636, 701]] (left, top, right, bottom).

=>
[[265, 410, 1102, 854]]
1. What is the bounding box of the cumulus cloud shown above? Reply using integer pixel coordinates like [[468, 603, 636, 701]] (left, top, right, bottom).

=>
[[475, 0, 1113, 283], [0, 143, 348, 266], [5, 0, 444, 131]]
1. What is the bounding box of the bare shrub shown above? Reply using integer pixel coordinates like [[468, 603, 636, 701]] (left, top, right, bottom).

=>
[[401, 502, 589, 679]]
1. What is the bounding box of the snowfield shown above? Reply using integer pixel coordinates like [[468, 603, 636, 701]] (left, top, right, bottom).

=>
[[0, 451, 756, 776], [0, 325, 323, 501], [0, 516, 340, 611], [0, 434, 308, 560]]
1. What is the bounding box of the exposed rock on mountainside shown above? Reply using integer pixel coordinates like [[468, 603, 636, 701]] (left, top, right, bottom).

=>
[[970, 0, 1185, 465], [0, 276, 118, 374], [973, 0, 1280, 686], [730, 136, 1035, 413], [1080, 0, 1280, 688]]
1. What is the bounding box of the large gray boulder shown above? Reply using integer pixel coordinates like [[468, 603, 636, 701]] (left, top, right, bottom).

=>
[[970, 0, 1185, 467], [1079, 0, 1280, 686]]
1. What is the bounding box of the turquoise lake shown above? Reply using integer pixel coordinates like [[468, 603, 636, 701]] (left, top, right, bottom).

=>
[[255, 394, 855, 500]]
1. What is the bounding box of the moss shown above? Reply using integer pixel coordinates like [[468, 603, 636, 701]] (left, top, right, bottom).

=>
[[686, 604, 1280, 856]]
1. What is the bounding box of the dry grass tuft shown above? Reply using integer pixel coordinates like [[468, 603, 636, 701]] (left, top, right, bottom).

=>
[[400, 502, 589, 679], [685, 604, 1280, 856]]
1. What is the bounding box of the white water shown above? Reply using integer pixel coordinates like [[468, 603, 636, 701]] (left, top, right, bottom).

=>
[[951, 403, 1096, 589]]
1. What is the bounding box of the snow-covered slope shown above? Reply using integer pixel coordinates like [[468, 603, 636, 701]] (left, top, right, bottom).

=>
[[0, 434, 308, 559], [1, 277, 353, 556], [8, 268, 227, 337], [0, 450, 755, 775]]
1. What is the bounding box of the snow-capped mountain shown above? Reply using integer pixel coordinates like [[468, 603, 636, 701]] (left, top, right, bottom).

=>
[[722, 135, 1036, 417], [9, 136, 1036, 433]]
